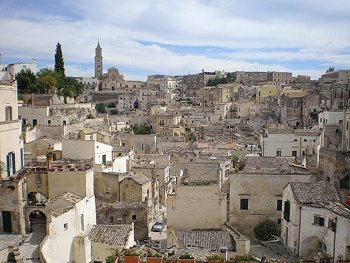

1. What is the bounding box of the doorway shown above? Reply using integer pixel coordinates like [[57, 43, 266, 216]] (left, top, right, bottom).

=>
[[2, 211, 12, 233]]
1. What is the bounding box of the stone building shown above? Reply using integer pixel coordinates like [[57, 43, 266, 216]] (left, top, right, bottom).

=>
[[94, 41, 103, 81], [281, 181, 350, 259], [0, 81, 24, 179], [101, 67, 125, 91], [95, 172, 160, 240], [167, 184, 227, 231], [261, 125, 321, 164], [132, 162, 170, 206], [228, 157, 311, 235], [279, 90, 309, 128]]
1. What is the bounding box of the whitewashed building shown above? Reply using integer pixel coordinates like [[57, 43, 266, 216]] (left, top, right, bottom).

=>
[[281, 181, 350, 259], [261, 126, 321, 159], [0, 82, 24, 178], [0, 59, 37, 81]]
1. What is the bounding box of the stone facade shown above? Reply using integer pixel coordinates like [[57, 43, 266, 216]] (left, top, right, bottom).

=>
[[101, 67, 125, 91]]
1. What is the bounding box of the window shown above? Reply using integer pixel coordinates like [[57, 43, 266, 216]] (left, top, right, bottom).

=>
[[48, 120, 51, 125], [328, 219, 336, 231], [240, 199, 249, 210], [6, 152, 15, 177], [64, 223, 68, 230], [303, 139, 307, 142], [293, 100, 298, 107], [109, 216, 114, 224], [277, 200, 282, 211], [314, 215, 325, 226], [283, 200, 290, 222], [35, 174, 41, 184], [146, 189, 149, 201], [131, 214, 136, 221], [292, 151, 297, 157], [302, 151, 305, 156], [294, 139, 297, 142], [80, 214, 85, 231], [117, 218, 122, 224], [5, 106, 12, 121], [276, 150, 281, 156]]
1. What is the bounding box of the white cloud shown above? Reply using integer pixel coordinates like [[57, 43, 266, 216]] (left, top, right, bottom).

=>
[[0, 0, 349, 80]]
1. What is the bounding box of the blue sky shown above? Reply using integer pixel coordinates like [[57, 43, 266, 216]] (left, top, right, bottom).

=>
[[1, 0, 350, 80]]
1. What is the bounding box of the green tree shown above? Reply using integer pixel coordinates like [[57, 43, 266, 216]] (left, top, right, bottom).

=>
[[110, 109, 118, 115], [107, 102, 116, 108], [7, 252, 16, 263], [95, 103, 106, 113], [133, 123, 152, 134], [105, 256, 115, 263], [15, 69, 37, 93], [57, 76, 84, 101], [54, 42, 65, 76], [253, 219, 279, 241]]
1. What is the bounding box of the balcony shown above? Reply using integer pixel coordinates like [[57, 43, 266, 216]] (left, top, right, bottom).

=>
[[16, 159, 93, 180]]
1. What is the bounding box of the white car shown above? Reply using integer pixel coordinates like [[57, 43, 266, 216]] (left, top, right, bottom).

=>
[[151, 221, 164, 232]]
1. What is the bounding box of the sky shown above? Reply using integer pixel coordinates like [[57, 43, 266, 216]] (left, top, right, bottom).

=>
[[0, 0, 350, 80]]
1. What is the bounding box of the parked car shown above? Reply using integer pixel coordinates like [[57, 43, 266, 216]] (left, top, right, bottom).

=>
[[151, 221, 164, 232]]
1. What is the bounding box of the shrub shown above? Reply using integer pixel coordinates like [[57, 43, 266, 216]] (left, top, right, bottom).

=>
[[253, 219, 279, 241], [110, 109, 119, 115], [230, 255, 256, 263], [95, 103, 106, 113], [207, 255, 225, 262], [179, 253, 194, 259], [107, 102, 116, 108], [133, 123, 152, 134], [7, 252, 16, 263], [106, 255, 115, 263]]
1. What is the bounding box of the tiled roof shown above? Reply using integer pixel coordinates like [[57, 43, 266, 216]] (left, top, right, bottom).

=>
[[327, 202, 350, 219], [176, 229, 234, 251], [240, 156, 308, 175], [294, 129, 321, 136], [121, 173, 151, 185], [47, 192, 82, 204], [283, 90, 308, 97], [88, 224, 132, 246], [51, 207, 74, 217], [97, 201, 145, 212], [267, 127, 294, 134], [290, 182, 340, 205]]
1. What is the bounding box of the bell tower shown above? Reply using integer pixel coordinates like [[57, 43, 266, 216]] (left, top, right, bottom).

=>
[[94, 40, 103, 80]]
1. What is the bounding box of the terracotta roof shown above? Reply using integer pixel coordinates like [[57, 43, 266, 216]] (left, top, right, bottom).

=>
[[290, 181, 340, 205], [89, 224, 132, 246]]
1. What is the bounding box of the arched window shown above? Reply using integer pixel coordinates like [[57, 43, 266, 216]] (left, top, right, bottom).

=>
[[5, 106, 12, 121]]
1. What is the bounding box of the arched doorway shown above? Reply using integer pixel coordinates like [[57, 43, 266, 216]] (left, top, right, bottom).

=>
[[340, 174, 350, 190], [133, 100, 139, 109], [300, 236, 327, 257], [29, 210, 47, 236]]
